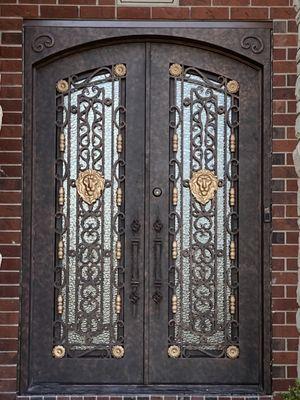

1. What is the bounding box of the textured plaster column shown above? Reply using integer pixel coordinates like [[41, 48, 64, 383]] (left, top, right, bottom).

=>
[[293, 0, 300, 378]]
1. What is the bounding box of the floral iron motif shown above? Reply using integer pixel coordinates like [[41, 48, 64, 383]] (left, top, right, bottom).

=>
[[169, 63, 183, 77], [52, 345, 65, 359], [76, 169, 105, 204], [56, 79, 69, 94], [168, 345, 181, 358], [226, 80, 239, 94], [114, 64, 127, 77], [226, 345, 239, 359], [189, 169, 219, 205], [112, 345, 124, 359]]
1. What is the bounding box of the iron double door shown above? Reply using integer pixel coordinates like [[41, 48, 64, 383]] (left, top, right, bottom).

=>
[[29, 40, 266, 390]]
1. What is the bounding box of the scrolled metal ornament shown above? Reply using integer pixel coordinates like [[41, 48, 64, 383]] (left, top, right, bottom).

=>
[[226, 345, 239, 359], [114, 64, 127, 77], [169, 63, 183, 77], [189, 169, 219, 205], [112, 345, 124, 359], [76, 169, 105, 204], [241, 35, 264, 54], [168, 345, 181, 358], [52, 345, 65, 359], [32, 33, 55, 53]]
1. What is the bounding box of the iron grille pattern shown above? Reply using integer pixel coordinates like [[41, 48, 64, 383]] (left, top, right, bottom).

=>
[[54, 66, 126, 358], [168, 66, 239, 358]]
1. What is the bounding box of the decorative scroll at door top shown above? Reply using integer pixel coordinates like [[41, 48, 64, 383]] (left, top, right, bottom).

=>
[[168, 64, 239, 359]]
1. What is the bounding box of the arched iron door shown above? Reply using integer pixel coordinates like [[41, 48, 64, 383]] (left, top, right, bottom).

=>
[[21, 22, 271, 395], [147, 42, 265, 385]]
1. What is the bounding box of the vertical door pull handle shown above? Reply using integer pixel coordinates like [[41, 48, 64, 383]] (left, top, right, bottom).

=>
[[129, 219, 141, 315], [152, 218, 163, 304]]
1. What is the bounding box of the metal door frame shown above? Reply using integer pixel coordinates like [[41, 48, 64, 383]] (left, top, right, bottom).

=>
[[21, 20, 272, 396]]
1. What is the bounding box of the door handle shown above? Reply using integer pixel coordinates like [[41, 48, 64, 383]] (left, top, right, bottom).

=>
[[152, 218, 163, 304], [129, 219, 141, 316]]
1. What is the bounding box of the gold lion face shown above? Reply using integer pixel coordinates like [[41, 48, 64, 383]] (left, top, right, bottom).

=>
[[76, 169, 105, 204], [189, 170, 219, 205]]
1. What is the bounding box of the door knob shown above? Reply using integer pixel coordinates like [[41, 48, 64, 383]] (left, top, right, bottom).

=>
[[153, 187, 162, 197]]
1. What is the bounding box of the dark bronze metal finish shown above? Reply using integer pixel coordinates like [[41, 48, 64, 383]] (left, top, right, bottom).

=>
[[168, 63, 239, 359], [21, 20, 272, 396]]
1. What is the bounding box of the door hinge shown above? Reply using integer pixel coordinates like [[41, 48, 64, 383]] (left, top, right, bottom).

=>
[[264, 206, 272, 223]]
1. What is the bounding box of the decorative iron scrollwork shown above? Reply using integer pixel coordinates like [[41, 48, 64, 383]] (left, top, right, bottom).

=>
[[131, 219, 141, 233], [169, 64, 240, 359], [54, 64, 126, 358], [241, 35, 264, 54], [31, 33, 55, 53], [153, 218, 163, 233]]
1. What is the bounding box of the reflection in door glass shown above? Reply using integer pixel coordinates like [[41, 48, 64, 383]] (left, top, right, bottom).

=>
[[53, 65, 126, 358], [169, 65, 239, 359]]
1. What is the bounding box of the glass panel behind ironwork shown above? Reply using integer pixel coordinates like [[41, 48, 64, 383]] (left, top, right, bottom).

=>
[[168, 65, 239, 359], [54, 66, 126, 358]]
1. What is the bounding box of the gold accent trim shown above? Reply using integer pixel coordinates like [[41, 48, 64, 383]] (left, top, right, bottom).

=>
[[57, 294, 63, 315], [56, 79, 69, 94], [169, 63, 183, 77], [173, 187, 178, 206], [189, 169, 219, 205], [229, 187, 235, 207], [115, 294, 121, 314], [114, 64, 127, 77], [226, 80, 239, 94], [173, 133, 178, 152], [230, 241, 235, 260], [59, 133, 65, 152], [229, 294, 236, 315], [117, 134, 123, 153], [171, 294, 177, 314], [116, 240, 122, 260], [112, 345, 124, 358], [168, 345, 180, 358], [52, 345, 65, 358], [230, 133, 236, 153], [58, 186, 64, 207], [226, 345, 239, 359], [58, 240, 64, 260], [116, 187, 122, 207], [172, 240, 178, 260], [76, 169, 105, 205]]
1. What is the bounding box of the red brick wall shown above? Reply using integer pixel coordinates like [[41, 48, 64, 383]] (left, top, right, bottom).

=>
[[0, 0, 298, 399]]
